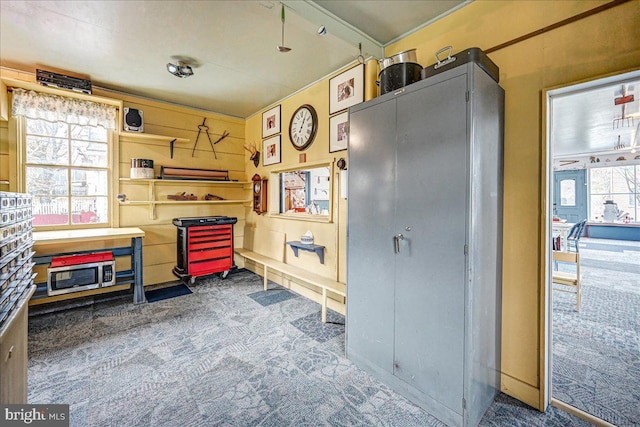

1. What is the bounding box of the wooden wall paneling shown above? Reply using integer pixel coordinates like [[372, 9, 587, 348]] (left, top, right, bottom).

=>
[[142, 242, 174, 267], [117, 164, 246, 182], [0, 79, 8, 121], [32, 265, 46, 285], [0, 122, 8, 183], [118, 182, 248, 206], [118, 203, 246, 227], [153, 185, 243, 202], [120, 100, 244, 130], [138, 224, 176, 246], [118, 142, 245, 179], [118, 182, 151, 202], [118, 139, 245, 169], [143, 262, 177, 285], [118, 205, 158, 226]]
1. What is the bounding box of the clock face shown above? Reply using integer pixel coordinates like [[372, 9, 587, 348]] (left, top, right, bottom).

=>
[[254, 182, 261, 193], [289, 104, 318, 151]]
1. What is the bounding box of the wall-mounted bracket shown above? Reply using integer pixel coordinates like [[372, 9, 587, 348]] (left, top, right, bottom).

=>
[[286, 241, 325, 264]]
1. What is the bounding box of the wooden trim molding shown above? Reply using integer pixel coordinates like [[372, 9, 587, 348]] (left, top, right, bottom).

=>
[[501, 373, 542, 411], [551, 399, 617, 427], [485, 0, 632, 54]]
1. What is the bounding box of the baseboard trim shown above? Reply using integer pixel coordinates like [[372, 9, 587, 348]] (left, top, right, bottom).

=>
[[551, 399, 616, 427], [500, 373, 541, 410]]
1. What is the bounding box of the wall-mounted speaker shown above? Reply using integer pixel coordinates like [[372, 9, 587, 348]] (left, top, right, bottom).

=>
[[124, 107, 144, 132]]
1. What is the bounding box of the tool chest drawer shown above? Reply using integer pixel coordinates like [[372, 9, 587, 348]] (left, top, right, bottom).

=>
[[188, 257, 233, 276], [187, 246, 232, 262]]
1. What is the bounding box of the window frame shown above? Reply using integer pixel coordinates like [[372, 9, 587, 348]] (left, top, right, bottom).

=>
[[268, 160, 335, 223], [587, 163, 639, 223], [17, 116, 115, 230]]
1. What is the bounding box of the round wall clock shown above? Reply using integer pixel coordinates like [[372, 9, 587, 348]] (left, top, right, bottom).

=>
[[289, 104, 318, 151]]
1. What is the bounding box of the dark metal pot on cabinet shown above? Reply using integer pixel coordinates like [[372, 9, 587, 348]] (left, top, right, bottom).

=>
[[378, 49, 418, 71], [377, 62, 423, 95]]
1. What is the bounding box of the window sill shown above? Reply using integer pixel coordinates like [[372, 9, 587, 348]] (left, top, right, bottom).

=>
[[268, 212, 332, 223]]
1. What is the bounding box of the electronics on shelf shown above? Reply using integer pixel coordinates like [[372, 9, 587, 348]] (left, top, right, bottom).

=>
[[36, 69, 92, 94]]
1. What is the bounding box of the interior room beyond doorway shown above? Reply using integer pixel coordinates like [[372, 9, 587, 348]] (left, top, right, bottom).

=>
[[547, 69, 640, 426]]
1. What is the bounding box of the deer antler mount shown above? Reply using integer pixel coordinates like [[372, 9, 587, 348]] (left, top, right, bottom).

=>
[[243, 141, 260, 167]]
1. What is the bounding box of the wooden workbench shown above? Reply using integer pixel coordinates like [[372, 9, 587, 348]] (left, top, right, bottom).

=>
[[32, 227, 146, 305]]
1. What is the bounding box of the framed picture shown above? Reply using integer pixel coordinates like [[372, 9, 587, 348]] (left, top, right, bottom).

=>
[[262, 105, 281, 138], [329, 64, 364, 114], [262, 135, 281, 166], [329, 111, 349, 153]]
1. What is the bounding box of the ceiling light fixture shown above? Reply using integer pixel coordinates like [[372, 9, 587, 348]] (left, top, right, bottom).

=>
[[317, 25, 327, 36], [166, 61, 194, 78]]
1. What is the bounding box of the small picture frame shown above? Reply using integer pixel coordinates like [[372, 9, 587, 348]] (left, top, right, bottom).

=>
[[329, 111, 349, 153], [262, 135, 281, 166], [329, 64, 364, 114], [262, 105, 281, 138]]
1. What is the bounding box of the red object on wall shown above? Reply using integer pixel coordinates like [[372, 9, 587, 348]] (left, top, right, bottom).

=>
[[614, 94, 634, 105]]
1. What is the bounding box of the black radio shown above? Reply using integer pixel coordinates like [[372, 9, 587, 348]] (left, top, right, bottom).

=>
[[36, 69, 92, 94]]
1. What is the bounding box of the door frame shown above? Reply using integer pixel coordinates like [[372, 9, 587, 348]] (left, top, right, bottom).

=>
[[541, 68, 640, 425]]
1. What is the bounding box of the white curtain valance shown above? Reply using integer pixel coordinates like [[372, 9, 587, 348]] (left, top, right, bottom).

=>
[[11, 88, 117, 130]]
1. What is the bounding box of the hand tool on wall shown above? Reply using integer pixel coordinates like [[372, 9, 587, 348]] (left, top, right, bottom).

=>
[[191, 117, 230, 159], [170, 139, 176, 159]]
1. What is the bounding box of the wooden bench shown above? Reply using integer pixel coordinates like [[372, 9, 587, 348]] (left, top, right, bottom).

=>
[[235, 228, 345, 323]]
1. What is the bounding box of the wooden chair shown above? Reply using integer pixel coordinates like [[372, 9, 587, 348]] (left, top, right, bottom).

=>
[[552, 250, 581, 311], [566, 219, 587, 253]]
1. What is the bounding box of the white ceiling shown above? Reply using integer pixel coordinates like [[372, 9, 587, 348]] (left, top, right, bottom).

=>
[[0, 0, 466, 119], [313, 0, 465, 45], [552, 71, 640, 158], [2, 0, 637, 156]]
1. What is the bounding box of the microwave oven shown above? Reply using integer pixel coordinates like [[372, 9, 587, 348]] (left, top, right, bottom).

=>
[[47, 252, 115, 296]]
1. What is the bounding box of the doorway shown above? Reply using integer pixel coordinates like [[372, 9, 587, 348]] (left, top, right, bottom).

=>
[[545, 70, 640, 426], [553, 170, 587, 223]]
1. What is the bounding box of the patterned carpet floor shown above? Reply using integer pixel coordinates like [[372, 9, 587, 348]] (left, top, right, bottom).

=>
[[552, 238, 640, 427], [28, 269, 591, 427]]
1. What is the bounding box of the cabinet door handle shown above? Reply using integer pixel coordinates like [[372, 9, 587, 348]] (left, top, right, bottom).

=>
[[5, 345, 14, 362], [394, 234, 404, 253]]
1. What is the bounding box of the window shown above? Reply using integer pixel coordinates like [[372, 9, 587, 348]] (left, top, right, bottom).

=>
[[23, 118, 111, 227], [559, 179, 576, 206], [589, 165, 639, 223], [268, 162, 334, 222], [280, 167, 331, 216]]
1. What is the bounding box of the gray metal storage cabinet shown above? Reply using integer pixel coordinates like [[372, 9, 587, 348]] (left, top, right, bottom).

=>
[[346, 58, 504, 427]]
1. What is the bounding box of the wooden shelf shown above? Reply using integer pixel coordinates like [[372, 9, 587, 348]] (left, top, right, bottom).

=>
[[119, 200, 250, 206], [119, 132, 189, 144], [286, 241, 326, 264], [118, 178, 250, 219], [119, 178, 249, 186]]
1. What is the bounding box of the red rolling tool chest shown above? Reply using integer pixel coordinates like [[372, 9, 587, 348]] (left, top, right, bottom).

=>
[[172, 216, 238, 284]]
